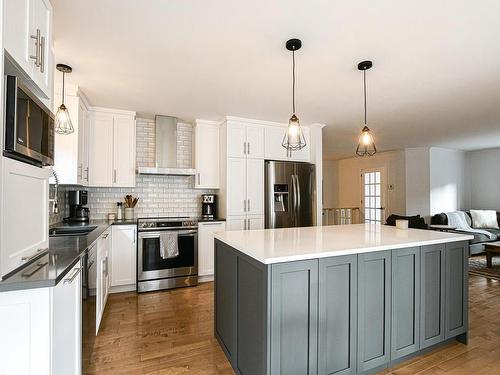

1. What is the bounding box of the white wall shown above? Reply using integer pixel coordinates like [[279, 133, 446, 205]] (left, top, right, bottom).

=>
[[465, 148, 500, 210], [429, 148, 466, 215], [405, 148, 430, 218], [326, 150, 406, 217]]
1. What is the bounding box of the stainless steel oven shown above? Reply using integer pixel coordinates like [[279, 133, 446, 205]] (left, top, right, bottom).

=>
[[137, 217, 198, 293]]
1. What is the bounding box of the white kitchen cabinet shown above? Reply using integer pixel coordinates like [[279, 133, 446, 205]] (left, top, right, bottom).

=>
[[226, 216, 246, 231], [110, 225, 136, 288], [264, 125, 311, 162], [248, 215, 265, 230], [227, 158, 247, 216], [113, 116, 136, 187], [246, 158, 264, 215], [96, 229, 111, 333], [0, 157, 50, 277], [194, 120, 220, 189], [88, 108, 136, 188], [226, 121, 264, 159], [4, 0, 53, 99], [198, 221, 226, 276], [52, 262, 82, 375], [52, 89, 90, 185]]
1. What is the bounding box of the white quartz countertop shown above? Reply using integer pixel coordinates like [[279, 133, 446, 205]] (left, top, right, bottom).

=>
[[213, 224, 474, 264]]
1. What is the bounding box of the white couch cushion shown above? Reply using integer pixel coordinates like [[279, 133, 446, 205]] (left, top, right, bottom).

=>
[[470, 210, 499, 229]]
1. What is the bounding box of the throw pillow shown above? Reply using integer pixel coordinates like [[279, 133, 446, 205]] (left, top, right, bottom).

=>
[[470, 210, 499, 229]]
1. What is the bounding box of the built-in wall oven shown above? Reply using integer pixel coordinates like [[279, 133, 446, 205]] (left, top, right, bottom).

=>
[[137, 217, 198, 293]]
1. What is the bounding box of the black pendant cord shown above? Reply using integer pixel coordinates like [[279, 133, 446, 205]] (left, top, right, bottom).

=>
[[61, 72, 65, 106], [292, 50, 296, 114], [363, 69, 367, 125]]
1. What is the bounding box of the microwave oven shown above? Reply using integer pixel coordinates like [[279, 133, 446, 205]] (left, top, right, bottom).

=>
[[4, 75, 55, 166]]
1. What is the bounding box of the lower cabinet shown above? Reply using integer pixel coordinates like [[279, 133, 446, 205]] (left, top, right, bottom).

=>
[[110, 225, 136, 287], [198, 221, 226, 277], [391, 247, 420, 359], [0, 262, 83, 375], [318, 255, 357, 375], [226, 215, 264, 231], [357, 251, 391, 373], [214, 240, 469, 375], [52, 262, 82, 375], [270, 260, 318, 375]]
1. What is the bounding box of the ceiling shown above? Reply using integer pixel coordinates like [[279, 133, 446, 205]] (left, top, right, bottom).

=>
[[52, 0, 500, 159]]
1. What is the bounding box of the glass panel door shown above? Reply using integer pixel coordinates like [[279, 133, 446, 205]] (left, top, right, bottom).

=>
[[361, 168, 385, 224]]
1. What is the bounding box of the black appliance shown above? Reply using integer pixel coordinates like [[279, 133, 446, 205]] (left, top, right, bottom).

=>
[[137, 217, 198, 293], [4, 75, 55, 166], [82, 245, 97, 373], [201, 194, 217, 220], [66, 190, 90, 222]]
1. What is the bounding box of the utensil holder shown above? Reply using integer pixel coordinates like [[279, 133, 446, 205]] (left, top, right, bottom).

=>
[[124, 208, 134, 220]]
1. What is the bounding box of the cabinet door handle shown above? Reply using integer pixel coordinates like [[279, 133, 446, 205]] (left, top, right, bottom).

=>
[[85, 167, 89, 181], [247, 199, 250, 212], [243, 199, 247, 212], [29, 29, 41, 67], [40, 36, 45, 73], [64, 267, 82, 284], [113, 169, 117, 183], [197, 172, 201, 185], [243, 142, 247, 155], [247, 142, 250, 155], [78, 164, 83, 179], [102, 233, 109, 239]]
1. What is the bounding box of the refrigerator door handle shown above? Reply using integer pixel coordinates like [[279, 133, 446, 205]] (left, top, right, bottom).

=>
[[295, 174, 301, 217], [292, 174, 298, 226]]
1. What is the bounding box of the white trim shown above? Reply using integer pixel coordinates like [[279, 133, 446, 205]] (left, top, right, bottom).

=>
[[88, 106, 136, 116], [109, 284, 136, 294], [199, 275, 214, 283]]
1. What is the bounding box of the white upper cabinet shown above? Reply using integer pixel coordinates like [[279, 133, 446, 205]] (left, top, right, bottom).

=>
[[245, 125, 265, 158], [113, 116, 136, 187], [4, 0, 53, 99], [194, 120, 220, 189], [88, 112, 114, 187], [87, 108, 136, 188], [53, 89, 89, 185], [226, 158, 247, 216], [264, 125, 310, 162], [226, 121, 264, 159], [0, 157, 50, 277]]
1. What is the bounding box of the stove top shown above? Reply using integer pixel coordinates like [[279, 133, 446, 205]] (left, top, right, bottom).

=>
[[137, 217, 198, 230]]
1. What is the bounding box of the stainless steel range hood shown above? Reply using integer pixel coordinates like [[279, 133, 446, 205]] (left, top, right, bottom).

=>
[[137, 115, 196, 176]]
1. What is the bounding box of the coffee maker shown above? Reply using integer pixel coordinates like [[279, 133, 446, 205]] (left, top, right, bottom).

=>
[[201, 194, 217, 220], [66, 190, 90, 222]]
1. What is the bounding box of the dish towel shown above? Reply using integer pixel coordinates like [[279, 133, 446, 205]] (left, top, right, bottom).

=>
[[446, 211, 497, 240], [159, 231, 179, 259]]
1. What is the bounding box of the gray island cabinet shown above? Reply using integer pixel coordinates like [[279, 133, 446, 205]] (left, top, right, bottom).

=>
[[214, 227, 470, 375]]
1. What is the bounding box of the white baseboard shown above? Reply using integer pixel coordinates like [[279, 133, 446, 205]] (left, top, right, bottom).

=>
[[198, 274, 214, 283], [109, 284, 136, 294]]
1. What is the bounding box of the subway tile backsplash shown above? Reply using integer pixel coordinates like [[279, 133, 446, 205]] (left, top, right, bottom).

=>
[[50, 118, 215, 223]]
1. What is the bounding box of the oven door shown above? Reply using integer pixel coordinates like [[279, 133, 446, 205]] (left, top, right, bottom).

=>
[[138, 229, 198, 281]]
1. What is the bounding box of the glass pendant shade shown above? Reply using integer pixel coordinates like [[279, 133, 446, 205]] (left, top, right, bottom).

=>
[[356, 125, 377, 156], [282, 114, 307, 150], [54, 104, 74, 135]]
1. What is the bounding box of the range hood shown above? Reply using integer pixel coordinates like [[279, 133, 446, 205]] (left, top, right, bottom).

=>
[[137, 115, 196, 176]]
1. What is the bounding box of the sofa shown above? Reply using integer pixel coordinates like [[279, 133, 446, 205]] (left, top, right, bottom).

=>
[[386, 214, 428, 229], [431, 211, 500, 255]]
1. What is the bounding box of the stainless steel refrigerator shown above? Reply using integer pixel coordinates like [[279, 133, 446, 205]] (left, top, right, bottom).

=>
[[265, 161, 316, 228]]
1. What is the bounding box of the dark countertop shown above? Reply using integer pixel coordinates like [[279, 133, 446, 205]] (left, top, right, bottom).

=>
[[0, 219, 138, 293]]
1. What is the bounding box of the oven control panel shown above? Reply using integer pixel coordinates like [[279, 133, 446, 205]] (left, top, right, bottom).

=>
[[138, 217, 198, 231]]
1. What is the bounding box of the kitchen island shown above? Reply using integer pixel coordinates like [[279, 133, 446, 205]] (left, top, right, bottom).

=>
[[213, 224, 473, 375]]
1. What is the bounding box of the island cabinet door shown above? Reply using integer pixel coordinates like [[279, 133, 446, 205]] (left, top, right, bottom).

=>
[[318, 255, 357, 375], [420, 244, 445, 349], [270, 260, 318, 375], [391, 247, 421, 360], [357, 251, 391, 373], [444, 241, 468, 339], [214, 241, 238, 367]]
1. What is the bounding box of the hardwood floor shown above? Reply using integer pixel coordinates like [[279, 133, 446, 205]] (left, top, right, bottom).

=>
[[87, 275, 500, 375]]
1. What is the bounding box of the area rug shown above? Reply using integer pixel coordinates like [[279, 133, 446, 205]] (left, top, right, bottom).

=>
[[468, 255, 500, 280]]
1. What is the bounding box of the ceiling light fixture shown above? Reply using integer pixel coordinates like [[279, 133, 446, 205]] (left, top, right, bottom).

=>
[[55, 63, 74, 135], [356, 60, 377, 157], [282, 38, 306, 152]]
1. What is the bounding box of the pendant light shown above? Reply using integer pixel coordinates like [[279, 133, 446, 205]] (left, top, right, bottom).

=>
[[54, 63, 74, 135], [356, 60, 377, 156], [282, 38, 307, 151]]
